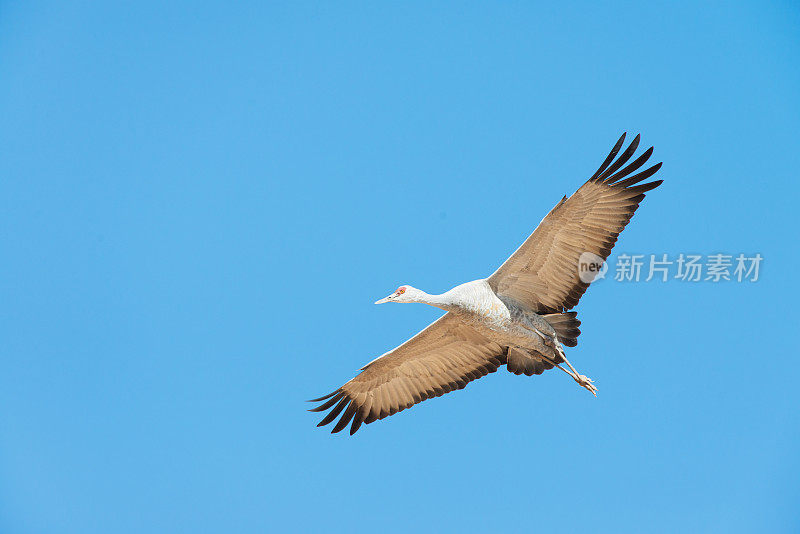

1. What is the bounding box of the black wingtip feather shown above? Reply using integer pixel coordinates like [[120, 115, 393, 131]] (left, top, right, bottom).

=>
[[628, 176, 663, 194], [317, 397, 350, 427], [598, 134, 640, 182], [331, 402, 357, 433], [607, 147, 654, 185], [590, 133, 626, 181], [308, 392, 345, 412], [307, 389, 340, 402], [349, 406, 367, 435], [624, 162, 662, 185]]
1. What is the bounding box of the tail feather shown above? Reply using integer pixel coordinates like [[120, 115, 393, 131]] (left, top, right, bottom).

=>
[[542, 312, 581, 347], [506, 347, 554, 376]]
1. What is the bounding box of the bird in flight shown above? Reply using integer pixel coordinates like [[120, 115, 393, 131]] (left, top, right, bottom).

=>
[[309, 133, 663, 435]]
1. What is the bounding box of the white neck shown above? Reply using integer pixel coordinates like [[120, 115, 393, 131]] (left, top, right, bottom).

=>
[[414, 290, 456, 311]]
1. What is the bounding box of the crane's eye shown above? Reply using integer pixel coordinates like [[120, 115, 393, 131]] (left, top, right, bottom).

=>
[[396, 287, 406, 295]]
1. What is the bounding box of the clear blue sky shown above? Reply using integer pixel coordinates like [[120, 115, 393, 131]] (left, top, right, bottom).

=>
[[1, 2, 798, 533]]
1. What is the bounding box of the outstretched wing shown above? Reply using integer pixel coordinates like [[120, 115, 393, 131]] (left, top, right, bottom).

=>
[[309, 313, 505, 435], [487, 133, 663, 313]]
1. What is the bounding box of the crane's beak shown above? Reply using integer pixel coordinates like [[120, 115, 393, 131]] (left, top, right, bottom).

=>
[[374, 294, 394, 304]]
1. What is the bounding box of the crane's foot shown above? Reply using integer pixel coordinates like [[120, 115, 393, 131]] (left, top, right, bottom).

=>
[[574, 374, 597, 396], [542, 350, 597, 397]]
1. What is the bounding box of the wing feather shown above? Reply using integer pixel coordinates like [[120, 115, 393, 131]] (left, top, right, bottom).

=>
[[486, 133, 663, 313], [309, 313, 506, 435]]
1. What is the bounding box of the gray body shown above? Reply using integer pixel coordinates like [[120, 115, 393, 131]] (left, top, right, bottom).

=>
[[434, 280, 562, 362]]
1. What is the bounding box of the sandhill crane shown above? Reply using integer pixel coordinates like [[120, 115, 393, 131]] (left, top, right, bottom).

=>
[[309, 133, 663, 435]]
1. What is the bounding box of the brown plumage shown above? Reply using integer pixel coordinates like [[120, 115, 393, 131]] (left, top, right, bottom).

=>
[[487, 133, 662, 313], [310, 314, 506, 435], [310, 133, 663, 435]]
